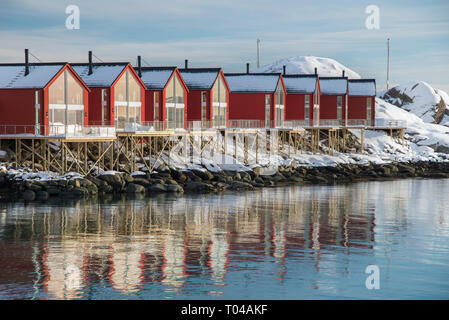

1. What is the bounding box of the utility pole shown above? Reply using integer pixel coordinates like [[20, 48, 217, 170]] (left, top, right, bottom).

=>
[[386, 38, 390, 91], [257, 39, 261, 68]]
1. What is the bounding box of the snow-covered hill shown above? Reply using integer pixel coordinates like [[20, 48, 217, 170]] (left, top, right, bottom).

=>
[[380, 81, 449, 125], [254, 56, 361, 79]]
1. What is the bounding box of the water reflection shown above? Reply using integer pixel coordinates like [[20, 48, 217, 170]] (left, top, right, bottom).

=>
[[1, 179, 449, 299]]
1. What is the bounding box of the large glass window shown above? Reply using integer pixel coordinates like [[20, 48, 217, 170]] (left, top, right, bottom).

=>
[[165, 73, 185, 129], [211, 76, 227, 128], [275, 82, 284, 127], [114, 69, 142, 129], [48, 70, 84, 131]]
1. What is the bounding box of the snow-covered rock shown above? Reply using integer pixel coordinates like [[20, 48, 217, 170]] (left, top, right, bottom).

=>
[[381, 81, 449, 125], [254, 56, 361, 79]]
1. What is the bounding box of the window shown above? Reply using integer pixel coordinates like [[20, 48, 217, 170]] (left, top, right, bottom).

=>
[[265, 95, 271, 127], [367, 97, 372, 126], [165, 73, 185, 129], [114, 69, 142, 129], [275, 82, 284, 127], [201, 91, 207, 122], [154, 92, 160, 121], [48, 70, 84, 129], [211, 76, 227, 128], [304, 95, 310, 124], [337, 96, 342, 123]]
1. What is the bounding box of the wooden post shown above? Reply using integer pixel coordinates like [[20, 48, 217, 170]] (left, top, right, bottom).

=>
[[361, 128, 365, 153]]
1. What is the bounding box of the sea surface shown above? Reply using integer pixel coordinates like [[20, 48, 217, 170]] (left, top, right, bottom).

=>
[[0, 178, 448, 300]]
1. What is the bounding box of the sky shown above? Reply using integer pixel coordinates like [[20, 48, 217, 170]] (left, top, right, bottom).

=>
[[1, 0, 448, 92]]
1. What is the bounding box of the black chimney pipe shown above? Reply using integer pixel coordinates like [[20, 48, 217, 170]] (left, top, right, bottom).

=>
[[314, 67, 317, 75], [246, 63, 250, 74], [342, 70, 345, 77], [283, 65, 286, 76], [137, 56, 142, 77], [24, 49, 29, 76], [88, 51, 93, 75], [185, 59, 188, 69]]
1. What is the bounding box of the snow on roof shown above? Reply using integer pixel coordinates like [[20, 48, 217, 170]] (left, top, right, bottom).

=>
[[71, 63, 128, 87], [179, 68, 220, 90], [283, 75, 317, 94], [348, 79, 376, 96], [137, 67, 175, 90], [0, 63, 65, 89], [224, 73, 281, 93], [319, 77, 348, 95]]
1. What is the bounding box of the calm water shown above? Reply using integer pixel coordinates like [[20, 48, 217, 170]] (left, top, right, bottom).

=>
[[0, 178, 448, 300]]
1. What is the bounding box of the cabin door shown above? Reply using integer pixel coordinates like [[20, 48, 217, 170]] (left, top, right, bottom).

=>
[[265, 95, 271, 128], [101, 89, 108, 125], [34, 91, 41, 135]]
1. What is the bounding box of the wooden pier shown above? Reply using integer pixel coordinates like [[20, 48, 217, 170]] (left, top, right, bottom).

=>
[[0, 124, 406, 175]]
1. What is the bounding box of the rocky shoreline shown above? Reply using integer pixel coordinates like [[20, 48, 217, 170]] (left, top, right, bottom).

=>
[[1, 160, 449, 202]]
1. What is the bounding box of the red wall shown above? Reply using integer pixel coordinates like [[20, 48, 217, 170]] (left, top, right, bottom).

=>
[[228, 92, 272, 125], [285, 93, 315, 120], [87, 87, 109, 125], [186, 89, 208, 122], [320, 94, 347, 121], [0, 89, 39, 133], [348, 96, 375, 124]]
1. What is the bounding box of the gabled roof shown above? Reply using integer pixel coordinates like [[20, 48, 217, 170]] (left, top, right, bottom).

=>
[[224, 73, 282, 93], [282, 74, 318, 94], [348, 79, 376, 96], [71, 62, 129, 87], [135, 66, 177, 90], [319, 77, 348, 95], [0, 63, 67, 89], [178, 68, 221, 90]]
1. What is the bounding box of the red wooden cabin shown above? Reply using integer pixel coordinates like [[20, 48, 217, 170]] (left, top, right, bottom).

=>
[[225, 68, 286, 128], [135, 66, 189, 130], [283, 72, 320, 127], [72, 52, 146, 130], [348, 79, 376, 126], [0, 55, 90, 136], [319, 76, 348, 126], [179, 61, 229, 129]]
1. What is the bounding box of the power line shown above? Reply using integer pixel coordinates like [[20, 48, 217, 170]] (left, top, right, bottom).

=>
[[93, 54, 104, 62], [29, 51, 42, 62]]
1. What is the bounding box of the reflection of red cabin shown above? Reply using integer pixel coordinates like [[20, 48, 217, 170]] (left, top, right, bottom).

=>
[[283, 74, 321, 127], [136, 66, 189, 130], [72, 53, 146, 129], [348, 79, 376, 126], [319, 76, 348, 126], [179, 62, 229, 129], [224, 72, 286, 128], [0, 61, 90, 136]]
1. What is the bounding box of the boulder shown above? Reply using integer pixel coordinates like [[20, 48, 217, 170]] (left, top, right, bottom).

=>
[[183, 182, 215, 193], [35, 190, 49, 201], [22, 190, 36, 201], [126, 183, 145, 193], [192, 169, 214, 181], [165, 184, 184, 193], [149, 184, 167, 193]]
